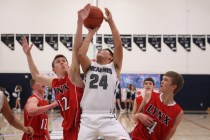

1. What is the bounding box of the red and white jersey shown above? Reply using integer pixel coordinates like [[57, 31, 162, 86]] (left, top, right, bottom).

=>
[[131, 92, 182, 140], [81, 62, 118, 112], [52, 74, 83, 130], [23, 94, 49, 137]]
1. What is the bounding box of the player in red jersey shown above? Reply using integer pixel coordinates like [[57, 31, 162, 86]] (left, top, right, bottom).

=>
[[21, 4, 91, 140], [131, 71, 184, 140], [22, 79, 58, 140], [131, 77, 155, 123]]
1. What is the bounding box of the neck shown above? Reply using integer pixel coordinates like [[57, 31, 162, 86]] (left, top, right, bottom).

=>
[[161, 92, 174, 105], [57, 72, 67, 79], [97, 59, 111, 65], [34, 91, 44, 100]]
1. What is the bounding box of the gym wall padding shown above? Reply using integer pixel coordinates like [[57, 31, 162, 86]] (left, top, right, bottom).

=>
[[173, 74, 210, 111], [0, 73, 210, 111], [0, 73, 32, 109]]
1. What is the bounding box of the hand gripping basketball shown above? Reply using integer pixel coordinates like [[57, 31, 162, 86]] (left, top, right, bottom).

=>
[[84, 6, 103, 29]]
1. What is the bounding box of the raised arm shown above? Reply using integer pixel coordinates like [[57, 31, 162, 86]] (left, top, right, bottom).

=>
[[104, 8, 123, 78], [131, 99, 139, 123], [135, 92, 154, 126], [77, 27, 99, 74], [21, 36, 52, 87], [70, 3, 91, 87], [25, 98, 58, 116]]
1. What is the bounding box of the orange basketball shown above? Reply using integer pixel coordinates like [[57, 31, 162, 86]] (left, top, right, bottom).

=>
[[84, 6, 103, 29]]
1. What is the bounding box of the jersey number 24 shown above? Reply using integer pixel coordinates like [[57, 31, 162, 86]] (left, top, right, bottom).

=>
[[89, 74, 108, 90]]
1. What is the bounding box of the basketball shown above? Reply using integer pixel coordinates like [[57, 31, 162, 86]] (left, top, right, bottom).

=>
[[84, 6, 103, 29]]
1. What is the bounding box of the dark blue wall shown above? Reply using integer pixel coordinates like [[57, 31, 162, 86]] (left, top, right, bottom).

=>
[[0, 73, 32, 109], [173, 75, 210, 110], [0, 73, 210, 110]]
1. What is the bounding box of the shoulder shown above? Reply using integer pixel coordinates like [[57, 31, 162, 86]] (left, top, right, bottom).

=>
[[174, 103, 183, 113], [27, 96, 39, 104]]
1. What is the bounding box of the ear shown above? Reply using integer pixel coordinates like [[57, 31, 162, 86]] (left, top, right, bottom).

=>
[[172, 85, 177, 91], [32, 85, 36, 89], [109, 56, 113, 61], [52, 68, 56, 74]]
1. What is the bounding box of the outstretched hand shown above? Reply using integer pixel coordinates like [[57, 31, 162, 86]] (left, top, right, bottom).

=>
[[104, 8, 113, 22], [21, 36, 33, 55], [78, 3, 91, 23]]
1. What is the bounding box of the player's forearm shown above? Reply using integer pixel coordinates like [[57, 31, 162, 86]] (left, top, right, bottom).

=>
[[26, 53, 40, 81], [73, 21, 83, 52], [108, 19, 122, 48], [164, 128, 176, 140], [131, 113, 139, 123], [78, 32, 94, 56], [71, 21, 83, 75], [8, 117, 27, 132], [109, 18, 123, 72], [27, 104, 54, 116]]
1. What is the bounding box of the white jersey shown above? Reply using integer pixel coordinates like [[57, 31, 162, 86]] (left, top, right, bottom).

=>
[[0, 91, 4, 111], [81, 62, 118, 111]]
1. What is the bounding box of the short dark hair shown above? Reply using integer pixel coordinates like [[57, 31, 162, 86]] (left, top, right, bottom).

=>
[[164, 71, 184, 94], [144, 77, 155, 85], [52, 54, 68, 68], [103, 48, 113, 57]]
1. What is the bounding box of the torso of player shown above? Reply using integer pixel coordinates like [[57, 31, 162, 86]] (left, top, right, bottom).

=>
[[24, 94, 49, 136], [139, 92, 182, 139], [81, 62, 118, 111], [52, 74, 83, 129]]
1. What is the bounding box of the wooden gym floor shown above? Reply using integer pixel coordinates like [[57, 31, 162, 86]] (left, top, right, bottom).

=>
[[0, 110, 210, 140]]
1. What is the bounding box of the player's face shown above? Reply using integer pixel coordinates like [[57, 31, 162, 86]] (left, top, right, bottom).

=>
[[143, 81, 154, 92], [34, 82, 45, 94], [97, 50, 112, 62], [159, 76, 175, 94], [53, 57, 69, 74]]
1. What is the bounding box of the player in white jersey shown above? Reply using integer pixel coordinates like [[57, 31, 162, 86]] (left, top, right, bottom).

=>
[[77, 8, 130, 140]]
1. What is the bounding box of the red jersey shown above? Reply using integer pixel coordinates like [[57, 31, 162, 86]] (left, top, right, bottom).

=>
[[131, 92, 182, 140], [22, 94, 49, 139], [52, 74, 83, 130]]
